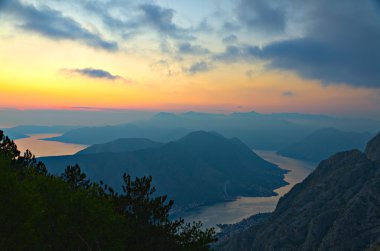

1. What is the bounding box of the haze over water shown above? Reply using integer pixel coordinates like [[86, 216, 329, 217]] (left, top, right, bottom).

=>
[[174, 150, 316, 230], [14, 134, 87, 157], [15, 134, 316, 230]]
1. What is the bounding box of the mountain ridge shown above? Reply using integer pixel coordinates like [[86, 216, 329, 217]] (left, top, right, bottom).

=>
[[45, 111, 380, 150], [278, 127, 373, 162], [218, 131, 380, 250], [76, 138, 163, 155], [40, 131, 288, 207]]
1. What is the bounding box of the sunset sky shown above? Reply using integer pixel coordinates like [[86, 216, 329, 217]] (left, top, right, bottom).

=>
[[1, 0, 380, 117]]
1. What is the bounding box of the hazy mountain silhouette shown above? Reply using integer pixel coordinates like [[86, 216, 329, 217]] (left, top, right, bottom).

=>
[[278, 127, 373, 162], [76, 138, 164, 155], [47, 124, 190, 145], [40, 131, 287, 207], [218, 131, 380, 251], [144, 112, 311, 149], [2, 125, 80, 139], [47, 111, 380, 150]]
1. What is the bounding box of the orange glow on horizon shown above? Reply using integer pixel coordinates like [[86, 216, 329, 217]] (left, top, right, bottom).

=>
[[0, 34, 378, 117]]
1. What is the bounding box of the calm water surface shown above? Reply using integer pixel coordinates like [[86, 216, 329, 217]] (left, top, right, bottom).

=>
[[14, 134, 87, 157], [175, 150, 316, 230], [13, 135, 316, 230]]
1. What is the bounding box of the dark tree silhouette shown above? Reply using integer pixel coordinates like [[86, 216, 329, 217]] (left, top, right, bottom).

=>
[[0, 130, 216, 250], [61, 164, 90, 189]]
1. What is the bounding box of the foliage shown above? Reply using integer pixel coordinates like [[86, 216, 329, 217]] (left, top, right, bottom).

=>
[[61, 163, 90, 189], [0, 130, 215, 250]]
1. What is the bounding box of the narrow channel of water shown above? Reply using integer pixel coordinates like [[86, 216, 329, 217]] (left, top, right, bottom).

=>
[[12, 135, 317, 231], [174, 150, 316, 230], [14, 134, 88, 157]]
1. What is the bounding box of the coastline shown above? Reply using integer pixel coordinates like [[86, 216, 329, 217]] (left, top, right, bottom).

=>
[[173, 150, 316, 230]]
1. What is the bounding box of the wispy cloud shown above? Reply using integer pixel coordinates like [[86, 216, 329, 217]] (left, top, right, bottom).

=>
[[138, 3, 194, 40], [1, 0, 118, 51], [214, 45, 261, 63], [222, 34, 238, 44], [187, 61, 212, 75], [150, 60, 177, 76], [2, 0, 379, 88], [177, 42, 209, 55], [62, 68, 123, 80]]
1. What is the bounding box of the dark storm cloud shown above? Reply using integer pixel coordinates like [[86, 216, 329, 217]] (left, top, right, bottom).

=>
[[220, 0, 380, 88], [237, 0, 285, 34], [187, 62, 212, 75], [177, 42, 209, 55], [64, 68, 122, 80], [1, 0, 118, 51]]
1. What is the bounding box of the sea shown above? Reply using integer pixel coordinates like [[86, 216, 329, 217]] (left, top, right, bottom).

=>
[[14, 134, 316, 230]]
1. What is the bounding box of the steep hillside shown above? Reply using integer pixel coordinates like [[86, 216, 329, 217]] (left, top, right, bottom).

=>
[[219, 131, 380, 251], [41, 131, 287, 207], [0, 130, 215, 250]]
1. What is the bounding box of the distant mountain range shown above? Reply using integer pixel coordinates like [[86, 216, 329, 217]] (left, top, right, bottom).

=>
[[76, 138, 163, 155], [278, 127, 373, 162], [45, 111, 380, 150], [2, 125, 81, 139], [40, 131, 288, 207], [218, 131, 380, 251], [46, 124, 190, 145]]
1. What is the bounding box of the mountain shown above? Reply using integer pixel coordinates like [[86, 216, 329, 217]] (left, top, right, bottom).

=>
[[366, 132, 380, 163], [218, 131, 380, 251], [46, 111, 380, 150], [46, 124, 190, 145], [76, 138, 163, 155], [1, 130, 27, 140], [2, 125, 80, 139], [145, 112, 312, 150], [0, 108, 155, 127], [47, 112, 312, 149], [0, 129, 214, 250], [278, 127, 373, 162], [40, 131, 288, 207]]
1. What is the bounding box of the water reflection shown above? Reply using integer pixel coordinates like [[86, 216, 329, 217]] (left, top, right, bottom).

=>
[[174, 150, 316, 230], [14, 134, 87, 157], [12, 135, 317, 230]]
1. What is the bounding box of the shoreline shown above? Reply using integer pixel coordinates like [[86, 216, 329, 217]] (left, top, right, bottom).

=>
[[14, 133, 88, 157], [173, 150, 316, 230]]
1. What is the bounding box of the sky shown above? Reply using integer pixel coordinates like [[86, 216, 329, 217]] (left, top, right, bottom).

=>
[[0, 0, 380, 117]]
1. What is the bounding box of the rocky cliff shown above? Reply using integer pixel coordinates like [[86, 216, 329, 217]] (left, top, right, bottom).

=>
[[219, 131, 380, 251]]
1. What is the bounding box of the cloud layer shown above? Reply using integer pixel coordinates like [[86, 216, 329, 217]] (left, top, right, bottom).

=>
[[63, 68, 122, 80], [216, 0, 380, 88], [259, 0, 380, 87], [187, 62, 212, 75], [1, 0, 118, 51], [237, 0, 285, 34], [1, 0, 379, 88]]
